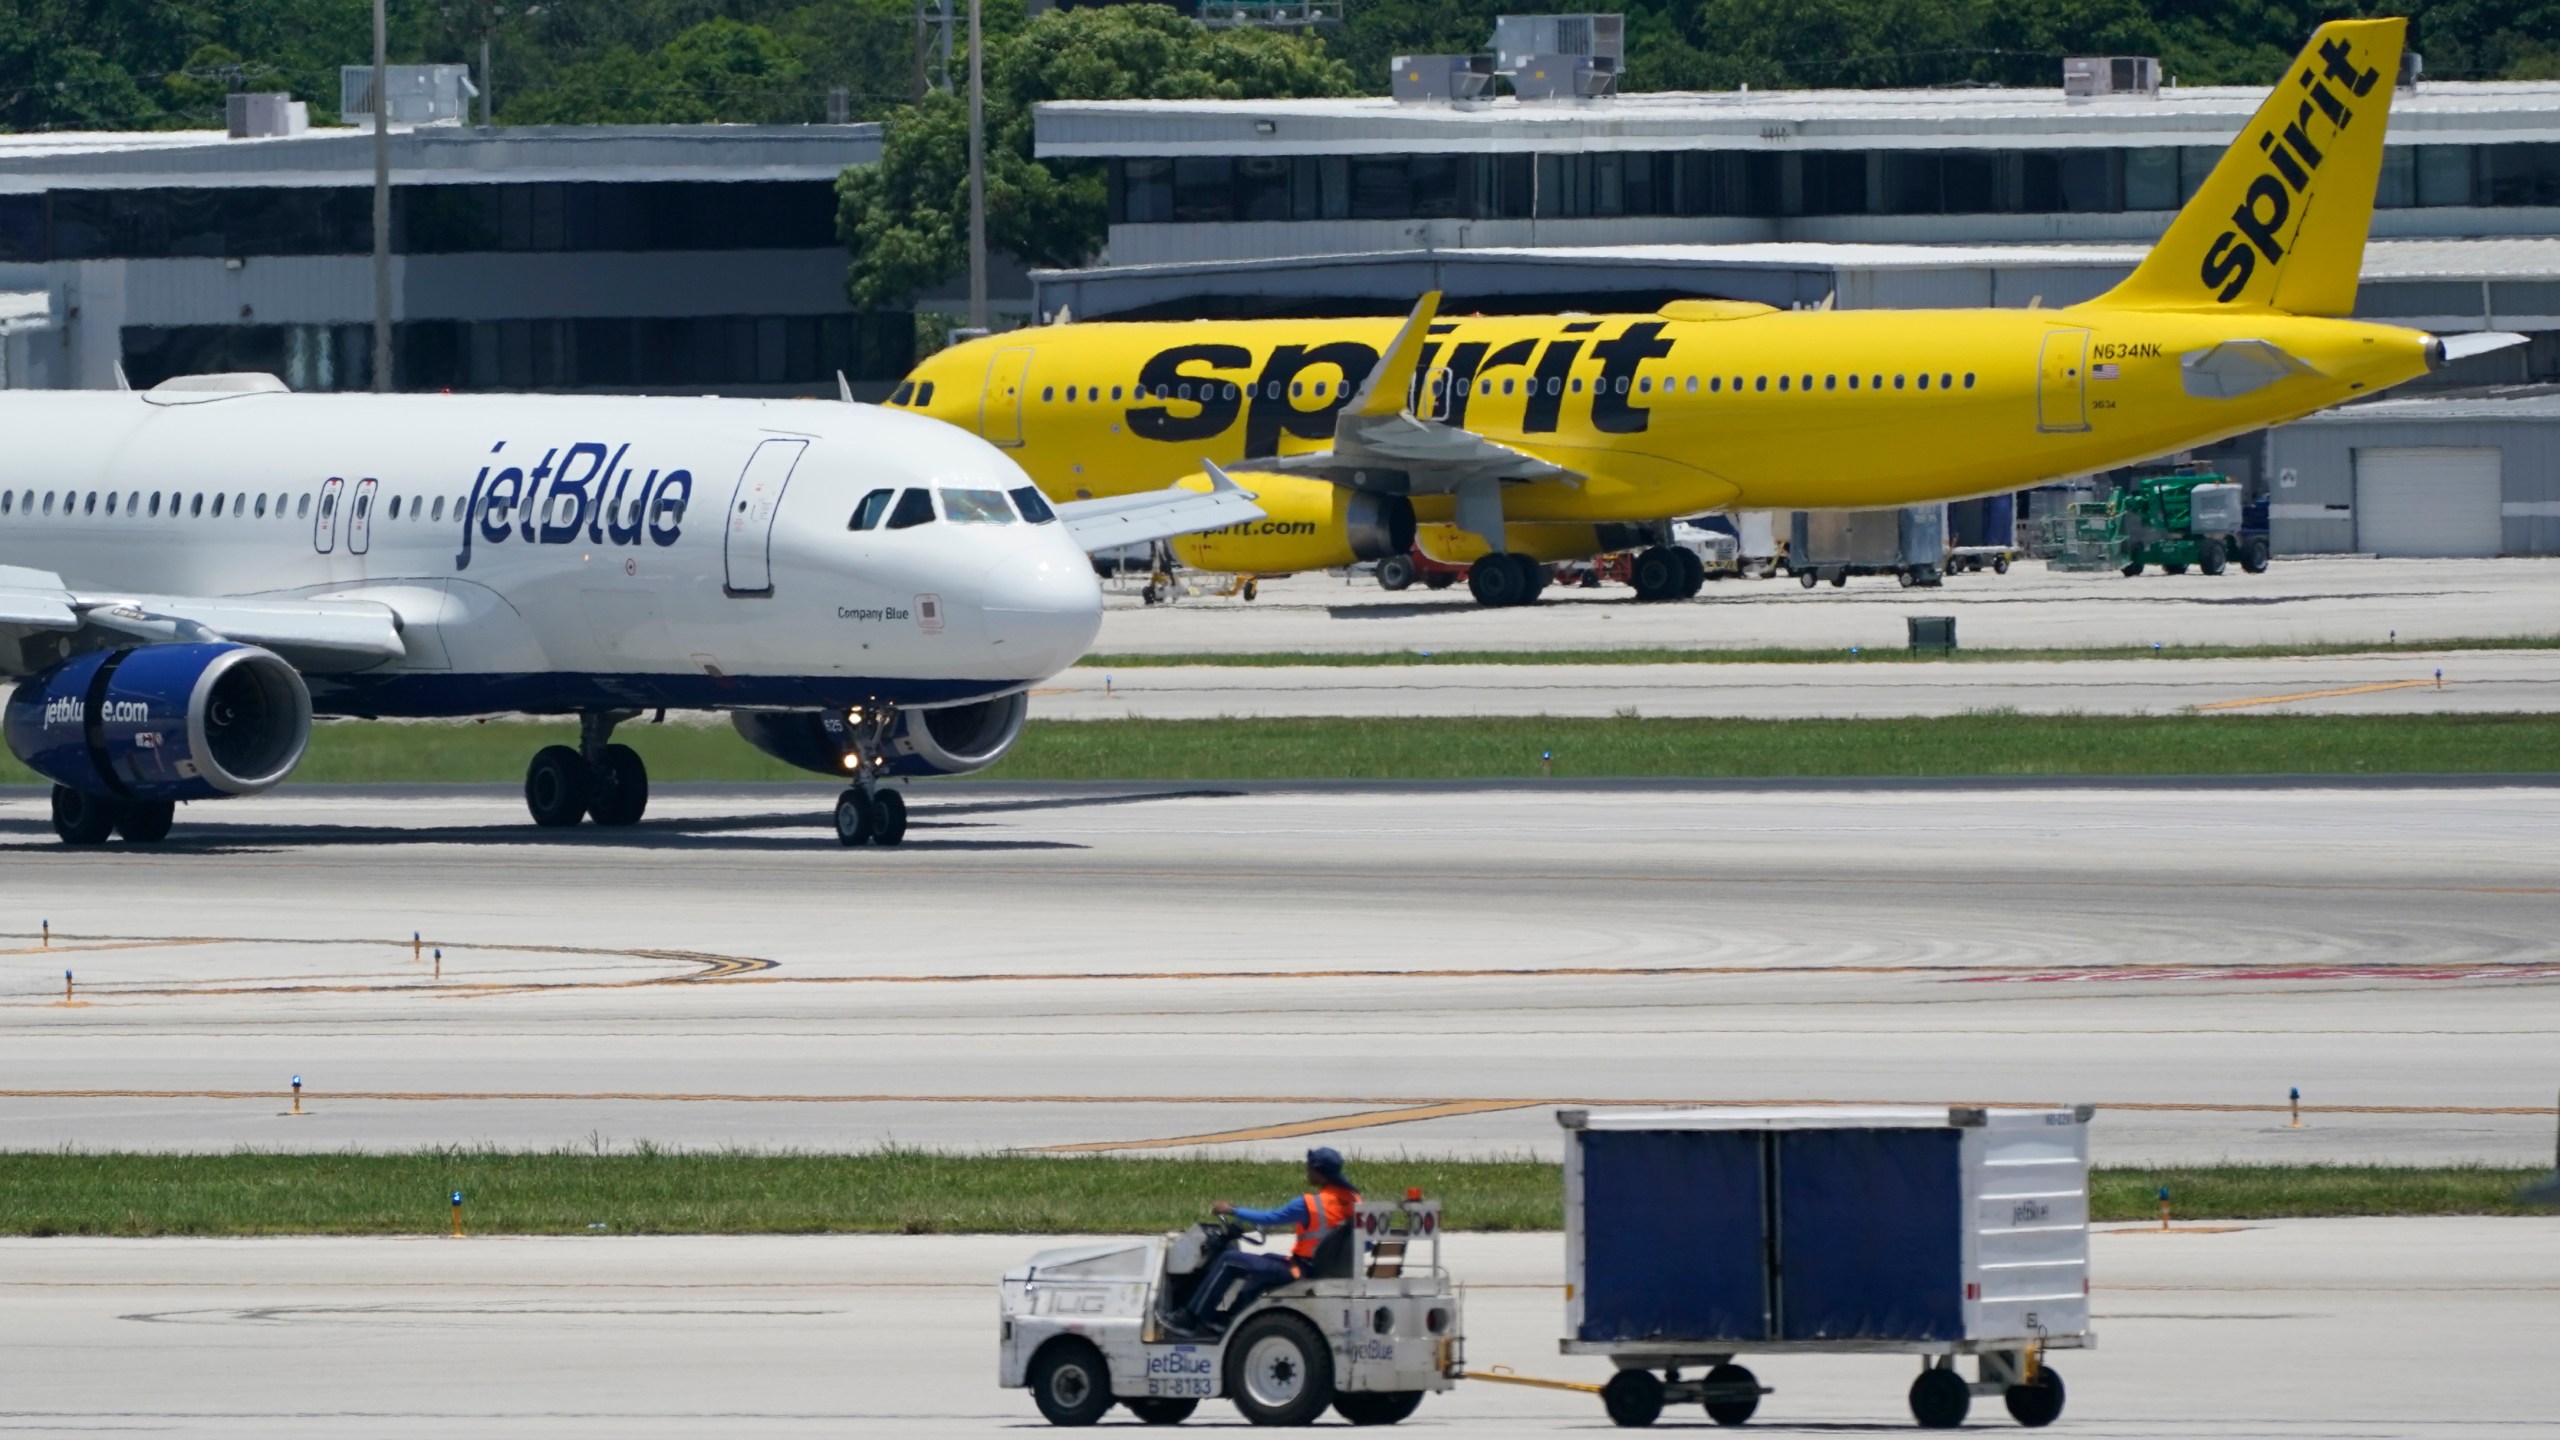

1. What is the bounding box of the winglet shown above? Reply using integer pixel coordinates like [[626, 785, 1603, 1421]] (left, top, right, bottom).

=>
[[1200, 458, 1259, 500], [1343, 291, 1443, 419], [836, 370, 856, 403]]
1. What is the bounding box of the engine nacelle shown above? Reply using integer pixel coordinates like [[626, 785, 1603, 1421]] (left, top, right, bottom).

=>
[[732, 691, 1030, 780], [1168, 473, 1415, 573], [3, 643, 312, 801]]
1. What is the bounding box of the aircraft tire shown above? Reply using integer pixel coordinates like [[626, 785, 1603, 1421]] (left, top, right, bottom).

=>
[[1376, 555, 1416, 591], [588, 744, 649, 827], [835, 789, 876, 846], [871, 788, 909, 846], [1466, 555, 1524, 607], [50, 785, 122, 846], [525, 746, 592, 828], [1515, 554, 1549, 602], [1675, 548, 1708, 596], [1630, 547, 1681, 601], [116, 800, 177, 844]]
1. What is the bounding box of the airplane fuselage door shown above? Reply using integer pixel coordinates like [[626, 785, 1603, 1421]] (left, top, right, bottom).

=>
[[2038, 329, 2092, 434], [313, 476, 345, 554], [348, 477, 378, 555], [724, 437, 808, 597], [981, 347, 1033, 447]]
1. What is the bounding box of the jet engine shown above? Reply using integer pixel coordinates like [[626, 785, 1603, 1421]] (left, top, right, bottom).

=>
[[732, 691, 1029, 779], [2, 643, 312, 800], [1168, 473, 1414, 574]]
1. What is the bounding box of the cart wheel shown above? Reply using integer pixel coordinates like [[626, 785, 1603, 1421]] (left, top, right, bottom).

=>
[[1333, 1390, 1424, 1425], [1799, 570, 1818, 590], [2243, 537, 2270, 573], [1701, 1363, 1760, 1426], [1908, 1366, 1969, 1429], [2004, 1365, 2065, 1428], [1243, 578, 1259, 602], [1028, 1338, 1114, 1426], [2120, 562, 2143, 578], [2163, 561, 2189, 575], [1142, 582, 1162, 605], [1601, 1370, 1664, 1428], [1127, 1396, 1199, 1425], [2198, 544, 2227, 576], [1829, 569, 1848, 588], [1225, 1310, 1334, 1427], [1376, 555, 1416, 591], [1994, 555, 2010, 574], [1897, 569, 1916, 588]]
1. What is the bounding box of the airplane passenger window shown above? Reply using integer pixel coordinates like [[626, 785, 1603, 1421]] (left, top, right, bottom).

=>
[[888, 382, 915, 405], [1710, 377, 1721, 393], [298, 494, 311, 518], [191, 494, 204, 516], [943, 488, 1015, 524], [432, 497, 445, 521], [1314, 381, 1329, 397], [915, 382, 935, 405], [84, 492, 96, 514], [235, 492, 247, 514], [214, 494, 227, 517], [1963, 373, 1977, 388], [1154, 384, 1169, 399], [1941, 373, 1954, 389], [255, 495, 267, 517], [1548, 377, 1563, 395], [106, 493, 117, 514], [1010, 485, 1056, 524], [41, 493, 53, 515], [847, 487, 895, 530], [1849, 375, 1860, 390], [1176, 384, 1191, 401], [1894, 375, 1906, 389], [1087, 386, 1099, 401], [1918, 373, 1931, 390], [1754, 377, 1766, 392], [1291, 382, 1303, 397], [1686, 376, 1698, 393], [1637, 377, 1650, 394], [1801, 375, 1813, 391], [886, 487, 936, 529], [1041, 387, 1054, 402], [1, 491, 11, 514], [1777, 376, 1789, 392], [1825, 375, 1836, 390], [1111, 386, 1123, 400]]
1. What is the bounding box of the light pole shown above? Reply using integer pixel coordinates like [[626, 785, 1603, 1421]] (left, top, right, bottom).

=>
[[370, 0, 392, 392], [967, 0, 986, 334]]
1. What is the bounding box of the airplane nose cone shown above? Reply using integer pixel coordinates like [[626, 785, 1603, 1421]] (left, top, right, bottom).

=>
[[982, 550, 1101, 676]]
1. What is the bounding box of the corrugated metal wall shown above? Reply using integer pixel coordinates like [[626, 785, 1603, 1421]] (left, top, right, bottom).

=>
[[2267, 415, 2560, 555]]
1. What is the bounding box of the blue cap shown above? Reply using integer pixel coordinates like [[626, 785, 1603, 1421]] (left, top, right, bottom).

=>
[[1306, 1147, 1352, 1187]]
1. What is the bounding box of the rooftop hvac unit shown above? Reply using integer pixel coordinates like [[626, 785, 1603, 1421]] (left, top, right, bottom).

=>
[[1509, 53, 1618, 100], [2061, 55, 2161, 98], [225, 93, 309, 139], [1391, 53, 1495, 102], [340, 63, 478, 127], [1491, 13, 1624, 74]]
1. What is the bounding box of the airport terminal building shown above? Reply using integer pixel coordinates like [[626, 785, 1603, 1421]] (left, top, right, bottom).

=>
[[0, 121, 933, 398]]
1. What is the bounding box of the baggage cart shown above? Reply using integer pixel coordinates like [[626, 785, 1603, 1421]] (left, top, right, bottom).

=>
[[1559, 1105, 2094, 1429]]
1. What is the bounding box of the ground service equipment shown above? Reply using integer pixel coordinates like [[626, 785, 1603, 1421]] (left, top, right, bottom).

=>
[[1000, 1193, 1463, 1426], [1790, 507, 1946, 588], [2117, 471, 2267, 575], [1559, 1105, 2094, 1429]]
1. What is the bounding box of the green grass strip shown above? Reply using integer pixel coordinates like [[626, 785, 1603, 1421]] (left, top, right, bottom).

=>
[[1083, 636, 2560, 668], [3, 713, 2555, 788], [0, 1153, 2541, 1236]]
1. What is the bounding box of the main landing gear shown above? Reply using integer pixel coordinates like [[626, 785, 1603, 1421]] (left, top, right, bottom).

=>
[[49, 786, 177, 846], [1465, 552, 1551, 607], [524, 709, 651, 829], [1630, 544, 1707, 602], [831, 702, 910, 848]]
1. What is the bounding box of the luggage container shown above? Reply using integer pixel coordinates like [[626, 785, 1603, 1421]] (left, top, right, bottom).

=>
[[1790, 508, 1945, 588], [1558, 1105, 2093, 1430]]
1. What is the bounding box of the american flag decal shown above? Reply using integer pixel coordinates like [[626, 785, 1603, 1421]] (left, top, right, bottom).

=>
[[2090, 362, 2122, 381]]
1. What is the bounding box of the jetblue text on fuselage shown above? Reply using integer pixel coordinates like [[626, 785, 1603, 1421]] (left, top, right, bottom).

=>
[[453, 439, 695, 570]]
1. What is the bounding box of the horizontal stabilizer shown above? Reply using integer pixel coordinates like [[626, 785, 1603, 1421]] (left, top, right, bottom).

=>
[[2438, 331, 2529, 364], [1057, 464, 1267, 552]]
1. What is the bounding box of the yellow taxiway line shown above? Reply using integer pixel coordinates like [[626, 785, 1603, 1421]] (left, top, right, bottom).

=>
[[2191, 679, 2436, 711], [1036, 1100, 1545, 1153]]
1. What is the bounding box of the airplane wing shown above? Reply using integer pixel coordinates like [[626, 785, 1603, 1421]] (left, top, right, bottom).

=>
[[1270, 291, 1582, 492], [1056, 462, 1268, 552], [0, 569, 406, 674]]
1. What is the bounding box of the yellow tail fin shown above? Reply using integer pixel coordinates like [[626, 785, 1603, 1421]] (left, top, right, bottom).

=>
[[2098, 18, 2404, 316]]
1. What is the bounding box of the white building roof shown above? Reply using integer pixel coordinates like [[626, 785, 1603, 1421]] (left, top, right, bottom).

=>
[[1039, 79, 2560, 156], [0, 123, 882, 191]]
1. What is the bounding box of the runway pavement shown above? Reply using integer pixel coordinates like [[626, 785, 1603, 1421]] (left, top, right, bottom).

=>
[[0, 1220, 2552, 1436], [1040, 648, 2558, 718], [1097, 556, 2560, 654], [1, 782, 2553, 1166]]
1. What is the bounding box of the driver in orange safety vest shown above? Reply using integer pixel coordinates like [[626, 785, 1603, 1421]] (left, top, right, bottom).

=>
[[1177, 1147, 1360, 1335]]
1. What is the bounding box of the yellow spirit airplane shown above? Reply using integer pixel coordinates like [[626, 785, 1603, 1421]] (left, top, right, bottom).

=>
[[892, 18, 2516, 606]]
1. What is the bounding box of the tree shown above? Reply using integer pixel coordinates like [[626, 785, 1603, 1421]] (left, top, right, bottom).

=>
[[837, 4, 1359, 311], [504, 18, 811, 125]]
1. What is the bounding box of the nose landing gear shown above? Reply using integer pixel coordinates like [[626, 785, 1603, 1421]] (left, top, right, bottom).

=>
[[833, 702, 911, 848], [522, 709, 651, 829]]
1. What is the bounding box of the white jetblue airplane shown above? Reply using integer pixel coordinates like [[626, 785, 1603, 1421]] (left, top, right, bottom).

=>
[[0, 373, 1257, 847]]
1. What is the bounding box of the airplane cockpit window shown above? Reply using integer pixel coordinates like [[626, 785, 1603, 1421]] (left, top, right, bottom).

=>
[[1010, 486, 1056, 524], [847, 487, 896, 530], [888, 382, 915, 406], [886, 487, 937, 530], [942, 488, 1015, 524], [914, 382, 936, 405]]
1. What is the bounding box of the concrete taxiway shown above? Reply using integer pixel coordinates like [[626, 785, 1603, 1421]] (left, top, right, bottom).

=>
[[1, 782, 2552, 1165], [1040, 647, 2557, 718], [0, 1219, 2552, 1436], [1096, 556, 2560, 655]]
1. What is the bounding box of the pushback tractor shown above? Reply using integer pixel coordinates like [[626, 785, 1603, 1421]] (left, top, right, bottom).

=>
[[1559, 1105, 2095, 1429], [1000, 1192, 1463, 1426]]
